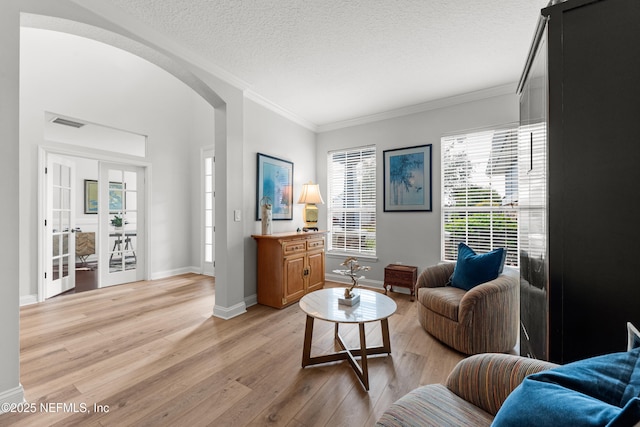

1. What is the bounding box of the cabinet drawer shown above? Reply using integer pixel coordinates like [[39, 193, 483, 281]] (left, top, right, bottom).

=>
[[283, 240, 307, 255], [385, 270, 414, 282], [307, 239, 325, 251]]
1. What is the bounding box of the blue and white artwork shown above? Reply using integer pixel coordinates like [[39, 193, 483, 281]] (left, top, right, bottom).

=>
[[257, 153, 293, 220], [384, 144, 432, 212]]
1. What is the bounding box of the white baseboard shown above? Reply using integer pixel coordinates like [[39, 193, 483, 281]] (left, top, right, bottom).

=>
[[150, 266, 199, 281], [20, 294, 38, 307], [0, 384, 25, 413], [213, 301, 247, 320], [325, 274, 384, 291], [325, 275, 413, 297], [244, 293, 257, 308]]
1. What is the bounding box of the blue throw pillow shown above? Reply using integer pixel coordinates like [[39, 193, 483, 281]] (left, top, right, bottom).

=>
[[492, 347, 640, 427], [450, 243, 506, 291]]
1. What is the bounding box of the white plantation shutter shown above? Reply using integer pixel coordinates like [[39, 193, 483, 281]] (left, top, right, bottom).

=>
[[442, 128, 519, 266], [327, 146, 376, 255]]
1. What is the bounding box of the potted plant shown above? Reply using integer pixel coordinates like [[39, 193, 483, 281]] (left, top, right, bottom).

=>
[[111, 215, 124, 230], [333, 257, 371, 305]]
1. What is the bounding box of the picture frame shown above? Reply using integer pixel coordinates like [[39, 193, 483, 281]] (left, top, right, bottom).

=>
[[383, 144, 432, 212], [83, 180, 125, 214], [256, 153, 294, 220], [84, 180, 99, 214], [109, 181, 124, 212]]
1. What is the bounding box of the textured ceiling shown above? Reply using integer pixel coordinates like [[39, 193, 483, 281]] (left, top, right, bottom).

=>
[[89, 0, 549, 128]]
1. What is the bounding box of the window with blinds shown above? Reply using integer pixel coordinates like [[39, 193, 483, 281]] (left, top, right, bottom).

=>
[[327, 146, 376, 256], [442, 128, 519, 266]]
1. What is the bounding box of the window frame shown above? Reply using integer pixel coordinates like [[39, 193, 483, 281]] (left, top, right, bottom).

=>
[[441, 126, 519, 267], [327, 145, 377, 257]]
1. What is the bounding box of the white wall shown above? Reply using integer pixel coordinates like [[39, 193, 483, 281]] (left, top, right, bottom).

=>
[[317, 93, 519, 285], [243, 98, 317, 300], [19, 28, 215, 298], [0, 0, 24, 409]]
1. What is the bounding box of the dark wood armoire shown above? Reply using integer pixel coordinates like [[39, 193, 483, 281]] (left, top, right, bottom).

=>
[[518, 0, 640, 363]]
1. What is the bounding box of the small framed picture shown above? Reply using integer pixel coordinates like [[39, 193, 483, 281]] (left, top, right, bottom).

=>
[[383, 144, 432, 212], [256, 153, 293, 220]]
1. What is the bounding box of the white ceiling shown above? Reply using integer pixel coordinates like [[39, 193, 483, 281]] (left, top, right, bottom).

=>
[[62, 1, 551, 129]]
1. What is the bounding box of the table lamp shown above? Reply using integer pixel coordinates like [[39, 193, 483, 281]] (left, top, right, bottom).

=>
[[298, 182, 324, 231]]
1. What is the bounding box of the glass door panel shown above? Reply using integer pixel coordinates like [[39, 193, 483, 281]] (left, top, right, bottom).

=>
[[46, 155, 76, 298], [100, 163, 145, 287]]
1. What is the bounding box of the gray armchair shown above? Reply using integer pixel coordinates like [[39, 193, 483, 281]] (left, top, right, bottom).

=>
[[416, 263, 519, 355]]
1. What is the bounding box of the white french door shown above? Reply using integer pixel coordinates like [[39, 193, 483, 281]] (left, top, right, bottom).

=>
[[99, 162, 146, 287], [45, 155, 76, 298]]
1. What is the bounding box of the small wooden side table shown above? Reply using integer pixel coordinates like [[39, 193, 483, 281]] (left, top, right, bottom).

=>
[[384, 264, 418, 301]]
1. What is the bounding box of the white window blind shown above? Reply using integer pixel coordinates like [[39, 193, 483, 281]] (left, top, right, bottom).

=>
[[442, 128, 519, 266], [327, 146, 376, 256]]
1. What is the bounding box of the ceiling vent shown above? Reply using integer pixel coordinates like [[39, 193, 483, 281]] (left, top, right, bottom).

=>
[[51, 117, 85, 128]]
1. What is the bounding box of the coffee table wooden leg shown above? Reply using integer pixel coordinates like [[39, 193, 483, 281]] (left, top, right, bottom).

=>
[[359, 322, 369, 390], [302, 315, 314, 367], [381, 318, 391, 354]]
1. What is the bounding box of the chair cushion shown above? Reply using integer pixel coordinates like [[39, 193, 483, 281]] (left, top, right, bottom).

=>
[[418, 286, 465, 321], [450, 243, 506, 291], [492, 347, 640, 426]]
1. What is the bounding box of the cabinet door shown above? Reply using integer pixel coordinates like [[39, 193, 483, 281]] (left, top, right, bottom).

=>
[[306, 251, 325, 293], [283, 254, 306, 304]]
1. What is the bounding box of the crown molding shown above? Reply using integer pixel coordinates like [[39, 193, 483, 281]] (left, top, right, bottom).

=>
[[316, 83, 518, 133], [244, 90, 318, 132]]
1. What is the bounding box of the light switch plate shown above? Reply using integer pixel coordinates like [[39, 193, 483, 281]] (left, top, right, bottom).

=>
[[234, 209, 241, 222]]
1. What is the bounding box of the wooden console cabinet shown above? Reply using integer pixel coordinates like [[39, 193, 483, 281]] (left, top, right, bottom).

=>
[[252, 231, 326, 309]]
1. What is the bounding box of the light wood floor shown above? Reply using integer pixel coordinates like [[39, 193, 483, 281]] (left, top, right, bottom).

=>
[[1, 274, 465, 427]]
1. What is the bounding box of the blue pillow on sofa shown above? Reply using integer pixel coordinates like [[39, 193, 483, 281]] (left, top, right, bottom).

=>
[[450, 243, 506, 291], [492, 347, 640, 426]]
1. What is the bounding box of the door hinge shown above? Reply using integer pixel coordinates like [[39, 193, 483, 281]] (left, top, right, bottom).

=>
[[44, 272, 47, 279], [44, 219, 47, 226], [45, 167, 48, 174]]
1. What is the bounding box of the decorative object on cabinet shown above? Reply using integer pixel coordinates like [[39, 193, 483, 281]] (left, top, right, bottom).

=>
[[297, 181, 324, 231], [383, 144, 432, 212], [333, 256, 370, 306], [518, 0, 640, 363], [383, 264, 418, 301], [260, 196, 272, 235], [256, 153, 293, 221], [252, 231, 326, 308]]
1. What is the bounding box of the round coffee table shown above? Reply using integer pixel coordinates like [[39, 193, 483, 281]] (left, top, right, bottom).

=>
[[299, 287, 397, 390]]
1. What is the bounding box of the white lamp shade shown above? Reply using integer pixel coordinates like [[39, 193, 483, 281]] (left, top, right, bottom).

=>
[[298, 183, 324, 204]]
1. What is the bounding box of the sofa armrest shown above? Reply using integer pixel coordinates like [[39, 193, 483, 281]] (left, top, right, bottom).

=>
[[445, 353, 558, 416], [416, 263, 455, 289]]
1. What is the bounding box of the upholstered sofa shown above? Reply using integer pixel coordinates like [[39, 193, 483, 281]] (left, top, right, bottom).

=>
[[416, 262, 519, 354], [378, 347, 640, 426], [376, 353, 557, 426]]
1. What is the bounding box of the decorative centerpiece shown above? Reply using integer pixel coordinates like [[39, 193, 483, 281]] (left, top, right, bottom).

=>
[[333, 257, 371, 306]]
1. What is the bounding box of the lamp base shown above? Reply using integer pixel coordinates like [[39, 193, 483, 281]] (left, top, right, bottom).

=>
[[302, 227, 319, 232]]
